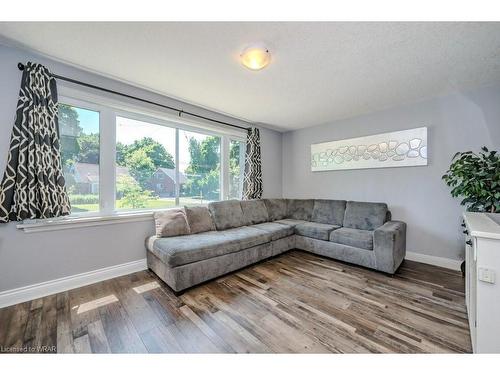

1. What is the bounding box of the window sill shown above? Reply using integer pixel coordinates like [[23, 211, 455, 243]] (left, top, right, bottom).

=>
[[17, 211, 155, 233]]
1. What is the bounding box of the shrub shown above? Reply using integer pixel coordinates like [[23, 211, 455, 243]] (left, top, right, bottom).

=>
[[69, 194, 100, 205]]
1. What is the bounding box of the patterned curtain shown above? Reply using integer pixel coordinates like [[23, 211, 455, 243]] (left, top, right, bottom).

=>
[[242, 127, 263, 200], [0, 62, 71, 223]]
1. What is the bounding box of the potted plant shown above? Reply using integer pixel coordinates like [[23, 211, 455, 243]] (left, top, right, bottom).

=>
[[442, 147, 499, 213], [442, 146, 499, 275]]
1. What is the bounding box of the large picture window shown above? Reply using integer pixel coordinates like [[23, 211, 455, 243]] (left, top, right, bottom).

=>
[[56, 91, 245, 218], [179, 129, 221, 206], [115, 116, 177, 211], [59, 104, 100, 213]]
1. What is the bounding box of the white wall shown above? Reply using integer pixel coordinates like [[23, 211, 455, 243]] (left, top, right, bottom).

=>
[[0, 43, 283, 293], [282, 86, 500, 262]]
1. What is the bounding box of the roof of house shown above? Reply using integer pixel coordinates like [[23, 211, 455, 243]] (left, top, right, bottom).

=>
[[73, 162, 132, 184], [156, 168, 188, 184]]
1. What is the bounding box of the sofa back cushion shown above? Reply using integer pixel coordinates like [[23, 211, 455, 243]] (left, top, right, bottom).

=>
[[311, 199, 347, 225], [208, 200, 245, 230], [287, 199, 314, 221], [343, 201, 388, 231], [263, 199, 288, 221], [240, 199, 269, 225], [154, 209, 191, 238], [184, 206, 216, 234]]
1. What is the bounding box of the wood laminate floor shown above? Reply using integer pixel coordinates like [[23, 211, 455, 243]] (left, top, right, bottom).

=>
[[0, 250, 471, 353]]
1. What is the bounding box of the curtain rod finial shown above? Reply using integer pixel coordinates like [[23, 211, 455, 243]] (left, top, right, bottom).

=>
[[17, 63, 25, 71]]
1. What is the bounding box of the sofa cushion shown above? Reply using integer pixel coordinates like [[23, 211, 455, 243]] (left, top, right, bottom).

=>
[[184, 206, 216, 234], [240, 200, 269, 226], [329, 227, 374, 250], [208, 200, 245, 230], [149, 226, 271, 267], [343, 201, 388, 231], [274, 218, 308, 227], [287, 199, 314, 221], [295, 222, 340, 241], [154, 209, 190, 238], [311, 199, 346, 226], [251, 222, 294, 241], [264, 199, 287, 221]]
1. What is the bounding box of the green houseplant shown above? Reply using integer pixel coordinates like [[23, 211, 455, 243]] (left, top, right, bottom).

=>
[[442, 147, 500, 213]]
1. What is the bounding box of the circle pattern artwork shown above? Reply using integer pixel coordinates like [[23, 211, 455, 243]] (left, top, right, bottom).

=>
[[311, 138, 427, 169]]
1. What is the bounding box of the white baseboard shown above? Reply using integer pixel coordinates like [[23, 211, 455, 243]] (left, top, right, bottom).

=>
[[0, 258, 147, 309], [405, 251, 462, 271]]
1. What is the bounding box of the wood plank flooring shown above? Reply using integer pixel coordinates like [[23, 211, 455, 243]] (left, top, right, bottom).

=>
[[0, 250, 472, 353]]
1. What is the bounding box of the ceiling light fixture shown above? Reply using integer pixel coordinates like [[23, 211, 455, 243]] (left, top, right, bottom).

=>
[[240, 44, 271, 71]]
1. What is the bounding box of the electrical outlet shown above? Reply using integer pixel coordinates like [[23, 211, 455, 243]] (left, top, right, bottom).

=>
[[478, 268, 496, 284]]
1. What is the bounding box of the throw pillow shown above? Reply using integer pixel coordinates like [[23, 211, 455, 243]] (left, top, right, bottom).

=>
[[154, 209, 190, 238], [184, 205, 216, 234]]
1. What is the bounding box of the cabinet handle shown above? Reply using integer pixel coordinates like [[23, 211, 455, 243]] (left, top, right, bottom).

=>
[[466, 239, 473, 246], [463, 230, 469, 235], [461, 222, 466, 228]]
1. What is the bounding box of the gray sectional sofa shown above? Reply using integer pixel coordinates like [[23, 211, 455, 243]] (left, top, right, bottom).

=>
[[146, 199, 406, 292]]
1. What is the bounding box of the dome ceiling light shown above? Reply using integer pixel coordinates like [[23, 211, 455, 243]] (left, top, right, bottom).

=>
[[240, 44, 271, 71]]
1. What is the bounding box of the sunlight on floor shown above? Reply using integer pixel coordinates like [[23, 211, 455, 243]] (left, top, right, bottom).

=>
[[133, 281, 160, 294], [74, 294, 119, 314]]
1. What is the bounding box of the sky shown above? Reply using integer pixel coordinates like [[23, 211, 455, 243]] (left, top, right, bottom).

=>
[[75, 107, 99, 134]]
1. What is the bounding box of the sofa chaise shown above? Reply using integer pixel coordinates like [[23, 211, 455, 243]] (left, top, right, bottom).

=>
[[146, 199, 406, 293]]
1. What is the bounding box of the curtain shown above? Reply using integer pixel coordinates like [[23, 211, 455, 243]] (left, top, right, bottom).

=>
[[242, 127, 263, 200], [0, 62, 71, 223]]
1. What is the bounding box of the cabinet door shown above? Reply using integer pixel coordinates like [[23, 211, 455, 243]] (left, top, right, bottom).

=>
[[465, 240, 470, 309], [466, 237, 477, 352]]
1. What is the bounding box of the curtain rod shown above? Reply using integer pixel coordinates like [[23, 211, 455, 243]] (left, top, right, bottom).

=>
[[17, 62, 251, 132]]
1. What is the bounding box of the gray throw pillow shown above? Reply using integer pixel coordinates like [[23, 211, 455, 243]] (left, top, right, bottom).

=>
[[184, 206, 216, 234], [154, 209, 190, 238]]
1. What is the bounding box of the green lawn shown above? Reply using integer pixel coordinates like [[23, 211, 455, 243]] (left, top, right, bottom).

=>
[[71, 197, 213, 213]]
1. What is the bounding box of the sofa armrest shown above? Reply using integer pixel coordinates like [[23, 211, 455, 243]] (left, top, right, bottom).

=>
[[373, 221, 406, 274]]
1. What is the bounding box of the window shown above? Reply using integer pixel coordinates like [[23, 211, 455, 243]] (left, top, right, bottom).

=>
[[179, 130, 221, 206], [55, 90, 246, 219], [116, 116, 176, 211], [59, 104, 100, 213], [228, 140, 246, 200]]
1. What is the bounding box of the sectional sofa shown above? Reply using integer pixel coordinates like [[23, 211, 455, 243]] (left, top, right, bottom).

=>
[[146, 199, 406, 293]]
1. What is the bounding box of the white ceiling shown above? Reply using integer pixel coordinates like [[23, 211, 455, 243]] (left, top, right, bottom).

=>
[[1, 22, 500, 131]]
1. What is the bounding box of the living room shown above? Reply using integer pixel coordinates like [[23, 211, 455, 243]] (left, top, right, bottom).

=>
[[1, 1, 499, 373]]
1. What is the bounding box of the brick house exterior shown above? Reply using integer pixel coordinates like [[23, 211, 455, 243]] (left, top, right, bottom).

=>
[[148, 168, 187, 197]]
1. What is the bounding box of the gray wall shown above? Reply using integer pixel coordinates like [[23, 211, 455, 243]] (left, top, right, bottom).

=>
[[0, 43, 282, 292], [283, 85, 499, 261]]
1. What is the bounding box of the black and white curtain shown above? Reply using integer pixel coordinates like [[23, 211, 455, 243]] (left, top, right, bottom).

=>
[[242, 127, 263, 200], [0, 62, 71, 223]]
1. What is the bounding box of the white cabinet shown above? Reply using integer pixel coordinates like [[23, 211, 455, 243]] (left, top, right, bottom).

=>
[[464, 213, 500, 353]]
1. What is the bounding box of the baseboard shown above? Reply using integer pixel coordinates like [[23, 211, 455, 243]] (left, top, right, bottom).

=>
[[405, 251, 462, 271], [0, 258, 147, 309]]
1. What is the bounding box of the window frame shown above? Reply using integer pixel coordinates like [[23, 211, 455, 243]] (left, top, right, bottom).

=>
[[55, 85, 246, 219]]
